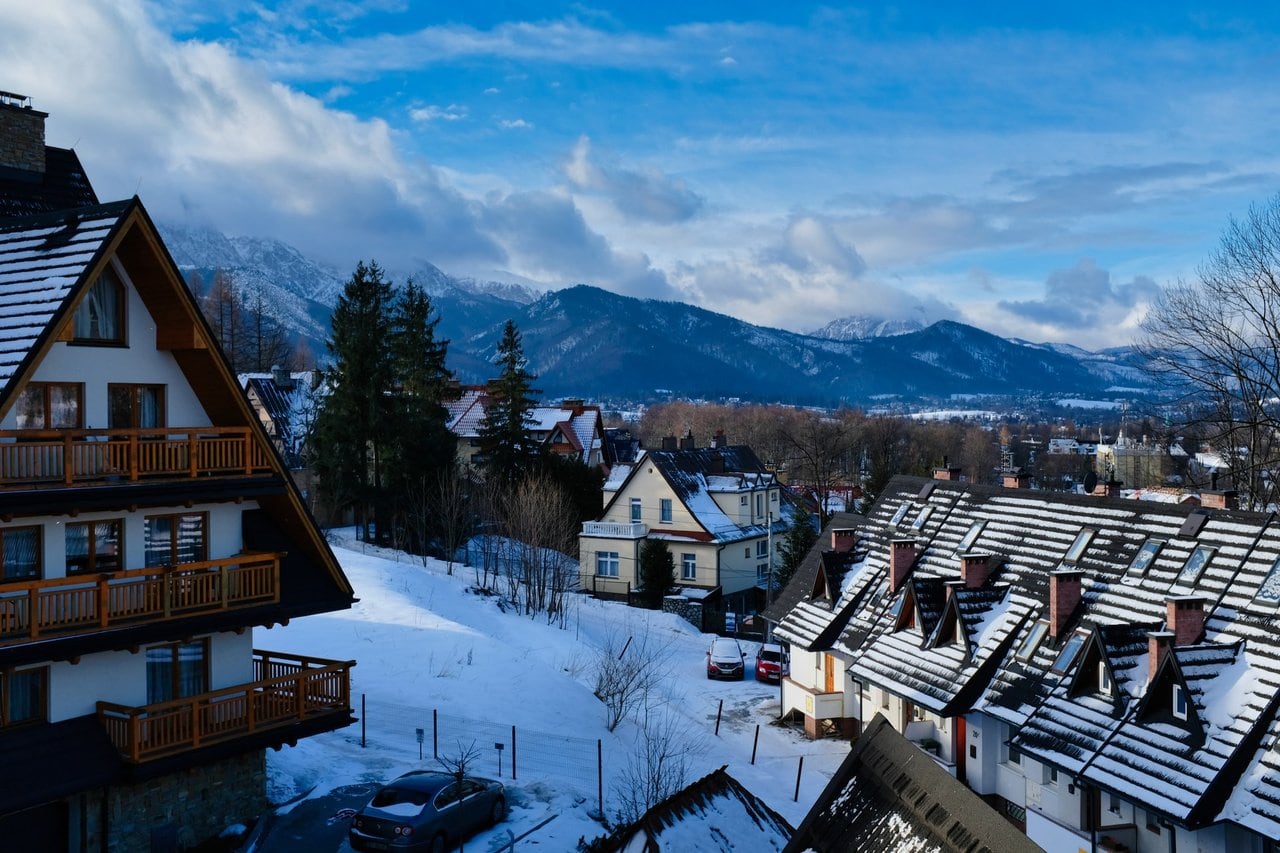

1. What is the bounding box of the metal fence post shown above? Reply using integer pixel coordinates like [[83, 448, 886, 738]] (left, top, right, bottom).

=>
[[751, 724, 760, 764], [512, 725, 518, 780], [794, 756, 804, 802], [714, 699, 723, 736], [433, 708, 438, 759], [361, 693, 366, 748], [597, 739, 603, 817]]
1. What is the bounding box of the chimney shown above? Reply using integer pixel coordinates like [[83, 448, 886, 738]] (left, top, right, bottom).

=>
[[960, 552, 991, 589], [1200, 490, 1238, 511], [831, 528, 856, 553], [1148, 630, 1174, 681], [1002, 470, 1031, 489], [271, 365, 295, 390], [711, 429, 727, 449], [0, 92, 47, 175], [1049, 569, 1083, 638], [680, 430, 696, 450], [661, 435, 678, 451], [708, 452, 725, 474], [890, 539, 916, 593], [944, 578, 966, 600], [1167, 597, 1205, 646], [1093, 478, 1123, 498], [562, 398, 584, 413], [933, 455, 963, 481]]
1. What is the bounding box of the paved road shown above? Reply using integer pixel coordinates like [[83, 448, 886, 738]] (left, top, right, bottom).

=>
[[251, 782, 379, 852]]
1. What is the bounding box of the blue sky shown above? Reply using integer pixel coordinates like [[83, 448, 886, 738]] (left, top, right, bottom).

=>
[[4, 1, 1279, 347]]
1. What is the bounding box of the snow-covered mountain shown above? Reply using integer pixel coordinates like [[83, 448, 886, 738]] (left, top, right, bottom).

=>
[[807, 314, 926, 341]]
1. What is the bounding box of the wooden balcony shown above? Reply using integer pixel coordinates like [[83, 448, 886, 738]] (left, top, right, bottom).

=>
[[0, 552, 281, 644], [0, 426, 274, 488], [98, 650, 355, 763]]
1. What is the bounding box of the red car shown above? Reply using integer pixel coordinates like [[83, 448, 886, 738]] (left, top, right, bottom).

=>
[[755, 643, 790, 682]]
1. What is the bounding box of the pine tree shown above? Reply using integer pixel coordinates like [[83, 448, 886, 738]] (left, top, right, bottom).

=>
[[311, 261, 396, 541], [478, 320, 541, 483], [637, 538, 675, 609], [775, 504, 818, 591]]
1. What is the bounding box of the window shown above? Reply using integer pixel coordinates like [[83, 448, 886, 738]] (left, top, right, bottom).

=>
[[1099, 663, 1112, 695], [757, 562, 769, 581], [144, 513, 207, 567], [771, 490, 778, 502], [1259, 556, 1280, 603], [73, 266, 125, 343], [681, 553, 696, 580], [0, 526, 40, 582], [66, 519, 123, 575], [1108, 793, 1122, 815], [630, 499, 642, 523], [957, 521, 986, 554], [1, 667, 47, 726], [1131, 539, 1164, 575], [596, 551, 619, 577], [756, 493, 764, 516], [1179, 546, 1215, 584], [745, 547, 751, 558], [1052, 631, 1088, 673], [1172, 684, 1188, 720], [740, 495, 748, 505], [14, 382, 82, 430], [1064, 529, 1095, 564], [756, 540, 768, 557], [1042, 765, 1059, 786], [108, 384, 165, 429], [1017, 621, 1049, 661], [145, 640, 208, 704], [659, 499, 672, 523], [912, 506, 934, 530], [890, 503, 911, 526]]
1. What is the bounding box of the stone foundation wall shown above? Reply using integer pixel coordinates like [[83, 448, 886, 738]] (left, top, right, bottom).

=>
[[103, 750, 266, 853], [662, 595, 703, 630]]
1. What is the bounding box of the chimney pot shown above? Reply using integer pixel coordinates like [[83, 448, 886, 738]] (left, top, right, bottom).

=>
[[890, 538, 917, 593], [1049, 569, 1083, 638]]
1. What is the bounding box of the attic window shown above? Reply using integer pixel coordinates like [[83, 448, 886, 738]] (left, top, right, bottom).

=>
[[912, 506, 934, 531], [1063, 529, 1095, 565], [1016, 621, 1048, 661], [1051, 631, 1088, 674], [1130, 539, 1164, 575], [1172, 684, 1188, 720], [1177, 545, 1215, 584], [956, 521, 986, 554], [1257, 556, 1280, 603], [1099, 663, 1113, 696], [1179, 510, 1209, 538], [890, 503, 911, 526], [73, 265, 125, 344]]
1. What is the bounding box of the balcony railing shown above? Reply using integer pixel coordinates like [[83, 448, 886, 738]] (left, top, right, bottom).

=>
[[0, 426, 274, 488], [581, 521, 648, 538], [0, 552, 282, 643], [98, 650, 354, 763]]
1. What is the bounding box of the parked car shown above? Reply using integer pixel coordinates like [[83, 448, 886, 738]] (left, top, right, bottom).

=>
[[755, 642, 790, 683], [707, 637, 746, 680], [349, 770, 506, 853]]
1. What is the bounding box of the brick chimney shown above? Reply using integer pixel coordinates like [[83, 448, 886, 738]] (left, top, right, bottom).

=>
[[960, 552, 991, 589], [1002, 470, 1031, 489], [680, 430, 696, 450], [1148, 630, 1174, 681], [1200, 490, 1238, 511], [1093, 478, 1123, 498], [944, 578, 966, 600], [711, 429, 727, 449], [890, 539, 917, 593], [562, 398, 584, 413], [708, 452, 725, 474], [271, 365, 295, 390], [1167, 597, 1205, 646], [661, 435, 678, 451], [933, 455, 963, 481], [1049, 569, 1083, 638], [0, 92, 47, 175], [831, 528, 856, 553]]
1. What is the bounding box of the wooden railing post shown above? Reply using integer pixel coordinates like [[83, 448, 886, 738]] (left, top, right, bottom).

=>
[[26, 587, 38, 639], [97, 574, 110, 628], [130, 714, 141, 764], [247, 684, 257, 734], [244, 431, 253, 475], [62, 433, 73, 485], [220, 562, 230, 609], [191, 701, 202, 749], [188, 433, 198, 478], [162, 567, 172, 619], [296, 672, 306, 720], [129, 432, 140, 481]]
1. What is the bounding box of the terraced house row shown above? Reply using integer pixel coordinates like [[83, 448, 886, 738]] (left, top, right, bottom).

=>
[[769, 467, 1280, 852], [0, 94, 357, 851]]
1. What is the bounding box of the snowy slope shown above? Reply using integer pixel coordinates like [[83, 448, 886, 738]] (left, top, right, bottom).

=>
[[255, 532, 850, 849]]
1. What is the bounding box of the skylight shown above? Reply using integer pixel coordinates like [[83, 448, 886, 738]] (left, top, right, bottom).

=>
[[957, 520, 986, 554], [1179, 510, 1209, 538], [1052, 631, 1088, 673], [912, 506, 934, 530], [1257, 556, 1280, 604], [890, 503, 911, 526], [1016, 621, 1048, 661], [1130, 540, 1164, 575], [1063, 529, 1095, 564], [1177, 545, 1215, 584]]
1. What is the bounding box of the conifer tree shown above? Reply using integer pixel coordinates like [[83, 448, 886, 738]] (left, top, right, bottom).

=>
[[478, 320, 541, 483], [775, 504, 818, 591], [637, 538, 676, 609]]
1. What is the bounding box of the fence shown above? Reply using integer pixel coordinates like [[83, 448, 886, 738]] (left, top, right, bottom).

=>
[[359, 697, 604, 813]]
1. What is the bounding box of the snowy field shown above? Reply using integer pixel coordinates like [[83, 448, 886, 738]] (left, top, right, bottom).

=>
[[253, 531, 851, 850]]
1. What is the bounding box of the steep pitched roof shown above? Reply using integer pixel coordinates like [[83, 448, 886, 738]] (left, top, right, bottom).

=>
[[786, 714, 1039, 853], [0, 146, 98, 218]]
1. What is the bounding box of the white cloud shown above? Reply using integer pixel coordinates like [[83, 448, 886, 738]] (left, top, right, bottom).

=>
[[562, 136, 703, 224], [409, 103, 467, 122], [499, 118, 533, 129]]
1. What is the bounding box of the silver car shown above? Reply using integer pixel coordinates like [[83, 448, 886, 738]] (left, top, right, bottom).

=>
[[349, 770, 506, 853]]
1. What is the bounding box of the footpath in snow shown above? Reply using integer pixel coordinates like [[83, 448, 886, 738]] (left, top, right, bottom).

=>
[[253, 532, 851, 850]]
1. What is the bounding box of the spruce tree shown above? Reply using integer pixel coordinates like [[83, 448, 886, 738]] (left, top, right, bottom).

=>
[[775, 504, 819, 591], [637, 538, 676, 608], [478, 320, 540, 483]]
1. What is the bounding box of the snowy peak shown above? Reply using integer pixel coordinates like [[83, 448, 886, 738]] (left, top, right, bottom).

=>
[[807, 313, 926, 341]]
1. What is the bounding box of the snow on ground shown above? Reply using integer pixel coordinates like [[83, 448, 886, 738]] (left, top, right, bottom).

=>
[[256, 531, 851, 850]]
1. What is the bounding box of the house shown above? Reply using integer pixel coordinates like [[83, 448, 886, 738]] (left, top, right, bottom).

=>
[[238, 367, 321, 470], [0, 94, 356, 851], [785, 714, 1039, 853], [771, 466, 1280, 852], [444, 387, 608, 470], [578, 436, 792, 614], [589, 766, 792, 852]]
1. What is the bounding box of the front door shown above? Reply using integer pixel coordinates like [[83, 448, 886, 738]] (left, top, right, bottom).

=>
[[823, 654, 836, 693], [955, 716, 968, 783]]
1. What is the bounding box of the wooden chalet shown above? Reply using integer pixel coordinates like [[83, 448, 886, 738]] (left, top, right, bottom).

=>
[[0, 94, 356, 851]]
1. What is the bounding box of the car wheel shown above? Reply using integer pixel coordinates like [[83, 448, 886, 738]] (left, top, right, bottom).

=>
[[490, 796, 507, 825], [430, 833, 447, 853]]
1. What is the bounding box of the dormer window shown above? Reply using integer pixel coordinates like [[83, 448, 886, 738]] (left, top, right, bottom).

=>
[[73, 266, 125, 344], [1178, 545, 1215, 584], [1131, 539, 1164, 575], [957, 521, 986, 554], [1052, 631, 1088, 674], [911, 506, 933, 530], [1099, 664, 1113, 696], [1172, 684, 1188, 720], [1257, 556, 1280, 604], [890, 503, 911, 526], [1063, 529, 1095, 564]]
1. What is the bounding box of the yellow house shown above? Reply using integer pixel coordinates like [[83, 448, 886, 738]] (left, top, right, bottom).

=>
[[578, 442, 790, 613]]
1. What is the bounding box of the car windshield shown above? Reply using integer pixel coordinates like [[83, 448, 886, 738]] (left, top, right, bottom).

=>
[[759, 649, 780, 662], [371, 786, 431, 810], [712, 641, 738, 656]]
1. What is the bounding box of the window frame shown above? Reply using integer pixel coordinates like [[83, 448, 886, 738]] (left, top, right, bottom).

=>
[[71, 265, 126, 345], [680, 553, 696, 581], [630, 498, 642, 523], [1052, 630, 1089, 674], [912, 506, 934, 530], [1131, 539, 1164, 575], [1063, 528, 1095, 564], [1172, 683, 1188, 720], [14, 382, 84, 430], [0, 666, 48, 727], [0, 525, 42, 582], [890, 502, 911, 526], [108, 383, 166, 430], [659, 498, 673, 524], [145, 639, 209, 704], [596, 551, 620, 577], [1258, 555, 1280, 604], [143, 512, 208, 568], [1179, 545, 1216, 584], [957, 520, 986, 554], [1016, 621, 1049, 661], [65, 518, 124, 575]]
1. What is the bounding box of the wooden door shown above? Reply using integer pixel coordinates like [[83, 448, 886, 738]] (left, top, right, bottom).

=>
[[824, 654, 836, 693]]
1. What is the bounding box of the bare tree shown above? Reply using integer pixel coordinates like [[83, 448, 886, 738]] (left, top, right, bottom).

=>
[[500, 474, 579, 619], [611, 706, 702, 826], [593, 627, 670, 732], [434, 465, 475, 577], [779, 410, 856, 523], [438, 739, 483, 783], [1140, 194, 1280, 509]]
